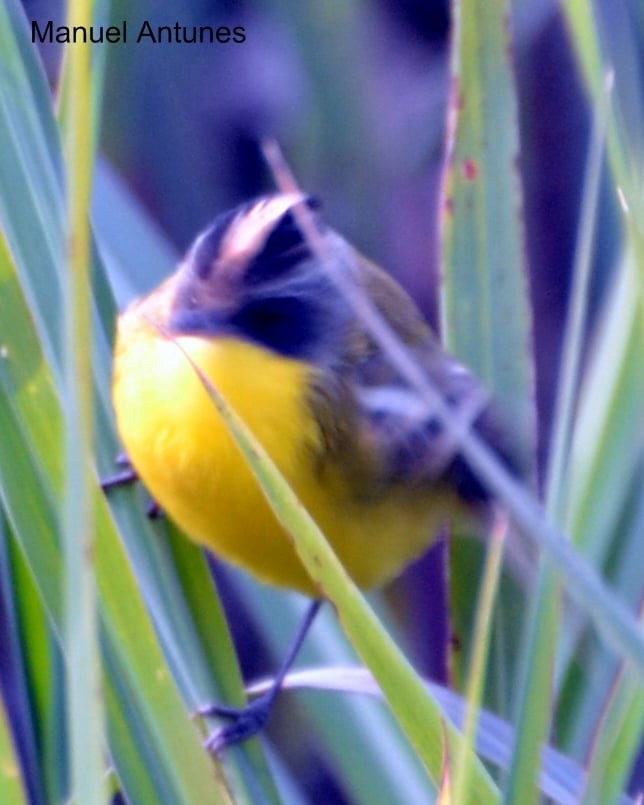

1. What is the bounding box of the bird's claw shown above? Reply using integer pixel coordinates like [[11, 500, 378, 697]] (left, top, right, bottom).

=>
[[101, 455, 164, 518], [201, 694, 273, 753]]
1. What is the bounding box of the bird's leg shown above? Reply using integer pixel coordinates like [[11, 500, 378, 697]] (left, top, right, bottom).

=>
[[100, 453, 163, 518], [145, 499, 164, 519], [100, 467, 139, 490], [100, 453, 138, 490], [199, 599, 323, 753]]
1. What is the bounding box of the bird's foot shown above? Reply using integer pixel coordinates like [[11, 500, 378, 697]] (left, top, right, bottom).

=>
[[199, 692, 276, 753], [101, 454, 163, 518], [100, 468, 138, 491]]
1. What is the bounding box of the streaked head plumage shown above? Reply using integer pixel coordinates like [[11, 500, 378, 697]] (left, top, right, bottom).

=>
[[168, 194, 350, 360], [187, 194, 318, 282]]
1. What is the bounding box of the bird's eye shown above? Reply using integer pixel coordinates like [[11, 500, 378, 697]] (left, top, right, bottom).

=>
[[232, 296, 317, 357]]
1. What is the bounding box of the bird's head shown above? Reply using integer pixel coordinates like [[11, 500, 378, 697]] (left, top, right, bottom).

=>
[[169, 194, 350, 360]]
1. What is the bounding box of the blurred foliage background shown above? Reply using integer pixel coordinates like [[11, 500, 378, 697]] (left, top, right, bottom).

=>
[[2, 0, 642, 801]]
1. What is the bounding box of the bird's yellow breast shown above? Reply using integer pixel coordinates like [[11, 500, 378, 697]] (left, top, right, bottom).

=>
[[113, 298, 451, 595]]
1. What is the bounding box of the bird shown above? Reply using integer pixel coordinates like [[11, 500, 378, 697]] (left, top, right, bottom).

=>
[[109, 193, 515, 749]]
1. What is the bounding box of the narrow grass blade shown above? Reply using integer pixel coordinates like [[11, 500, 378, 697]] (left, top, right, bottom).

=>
[[0, 5, 279, 798], [0, 517, 50, 805], [253, 667, 638, 804], [581, 650, 644, 803], [170, 338, 500, 799], [440, 0, 535, 463], [92, 160, 176, 305], [452, 513, 507, 804], [559, 471, 644, 764], [505, 68, 612, 805], [229, 575, 434, 803], [0, 0, 65, 374], [439, 0, 536, 744], [0, 695, 25, 805], [0, 237, 232, 802], [89, 212, 280, 798], [59, 0, 105, 798]]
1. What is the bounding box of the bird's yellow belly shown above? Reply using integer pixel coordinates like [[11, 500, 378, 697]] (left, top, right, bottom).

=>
[[113, 322, 447, 595]]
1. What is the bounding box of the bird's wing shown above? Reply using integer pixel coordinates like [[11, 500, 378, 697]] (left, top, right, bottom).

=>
[[308, 252, 510, 503]]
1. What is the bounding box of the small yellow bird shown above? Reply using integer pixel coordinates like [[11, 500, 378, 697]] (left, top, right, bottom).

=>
[[110, 193, 513, 747]]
